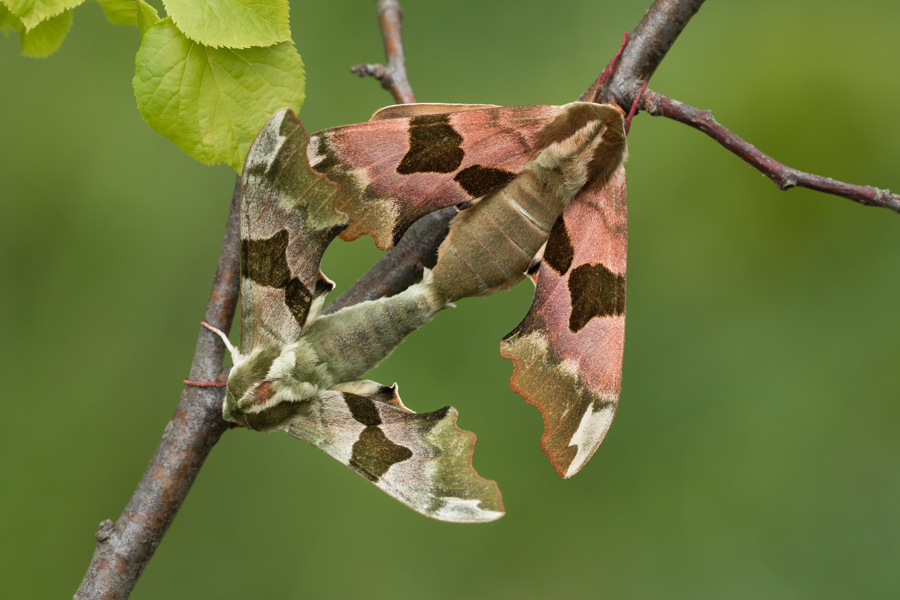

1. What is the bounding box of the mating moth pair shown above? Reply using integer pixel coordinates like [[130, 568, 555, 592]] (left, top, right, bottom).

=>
[[203, 101, 628, 523]]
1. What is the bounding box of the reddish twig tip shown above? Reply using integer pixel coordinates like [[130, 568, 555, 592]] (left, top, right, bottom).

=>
[[602, 32, 629, 89], [184, 380, 227, 388], [625, 81, 647, 134]]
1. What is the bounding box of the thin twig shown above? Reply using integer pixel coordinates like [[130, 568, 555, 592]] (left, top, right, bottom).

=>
[[642, 90, 900, 213], [75, 180, 242, 599], [351, 0, 416, 104], [624, 82, 647, 134]]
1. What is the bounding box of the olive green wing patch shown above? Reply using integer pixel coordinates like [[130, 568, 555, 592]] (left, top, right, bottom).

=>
[[239, 109, 347, 352], [288, 388, 504, 523]]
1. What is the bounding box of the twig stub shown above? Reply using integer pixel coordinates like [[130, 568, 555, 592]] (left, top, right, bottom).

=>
[[352, 0, 416, 104]]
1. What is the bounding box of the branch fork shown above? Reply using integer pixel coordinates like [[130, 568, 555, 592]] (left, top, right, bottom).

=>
[[351, 0, 416, 104]]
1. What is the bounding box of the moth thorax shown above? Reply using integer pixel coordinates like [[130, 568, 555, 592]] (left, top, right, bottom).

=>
[[531, 103, 627, 198], [223, 341, 327, 429], [531, 124, 603, 201]]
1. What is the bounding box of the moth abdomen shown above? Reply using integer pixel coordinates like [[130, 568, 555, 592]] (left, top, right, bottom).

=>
[[432, 170, 564, 301], [301, 273, 448, 384]]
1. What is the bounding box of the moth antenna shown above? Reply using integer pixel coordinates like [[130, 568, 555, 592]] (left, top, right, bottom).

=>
[[201, 321, 239, 362]]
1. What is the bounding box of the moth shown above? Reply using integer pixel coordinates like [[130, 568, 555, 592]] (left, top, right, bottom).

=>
[[199, 101, 628, 522]]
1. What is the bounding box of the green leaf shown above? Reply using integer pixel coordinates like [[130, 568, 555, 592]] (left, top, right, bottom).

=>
[[93, 0, 157, 30], [162, 0, 290, 49], [136, 0, 157, 34], [0, 2, 72, 57], [133, 18, 305, 172], [20, 6, 70, 55], [0, 1, 18, 32], [94, 0, 135, 25], [2, 0, 82, 31]]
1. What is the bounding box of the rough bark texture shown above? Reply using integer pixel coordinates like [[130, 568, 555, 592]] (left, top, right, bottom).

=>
[[584, 0, 706, 107]]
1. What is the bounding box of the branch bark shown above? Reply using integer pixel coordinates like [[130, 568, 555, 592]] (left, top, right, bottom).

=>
[[325, 207, 455, 314], [583, 0, 706, 106], [351, 0, 416, 104], [642, 90, 900, 213], [75, 181, 241, 599]]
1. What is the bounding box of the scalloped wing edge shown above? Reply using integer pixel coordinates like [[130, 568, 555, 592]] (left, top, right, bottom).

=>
[[287, 388, 504, 523]]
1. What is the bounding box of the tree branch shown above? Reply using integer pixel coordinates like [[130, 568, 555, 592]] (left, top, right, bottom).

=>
[[584, 0, 706, 107], [325, 207, 455, 314], [351, 0, 416, 104], [75, 180, 241, 599], [642, 90, 900, 213]]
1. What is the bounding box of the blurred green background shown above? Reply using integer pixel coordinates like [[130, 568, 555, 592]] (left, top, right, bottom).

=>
[[2, 0, 899, 598]]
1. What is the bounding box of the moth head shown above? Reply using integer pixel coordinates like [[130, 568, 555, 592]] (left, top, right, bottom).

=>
[[532, 102, 628, 195], [222, 340, 332, 432]]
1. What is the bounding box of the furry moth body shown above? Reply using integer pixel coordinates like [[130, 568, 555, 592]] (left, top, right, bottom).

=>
[[215, 100, 627, 523]]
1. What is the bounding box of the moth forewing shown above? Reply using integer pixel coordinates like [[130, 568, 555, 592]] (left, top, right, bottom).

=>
[[500, 166, 628, 478], [368, 103, 502, 121], [224, 110, 347, 431], [308, 104, 567, 249], [239, 109, 346, 353]]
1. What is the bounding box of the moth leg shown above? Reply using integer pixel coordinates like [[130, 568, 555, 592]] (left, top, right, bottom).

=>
[[184, 322, 240, 387]]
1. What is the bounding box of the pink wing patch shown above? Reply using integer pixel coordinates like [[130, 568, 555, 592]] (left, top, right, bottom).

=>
[[309, 105, 564, 249], [500, 166, 628, 478]]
